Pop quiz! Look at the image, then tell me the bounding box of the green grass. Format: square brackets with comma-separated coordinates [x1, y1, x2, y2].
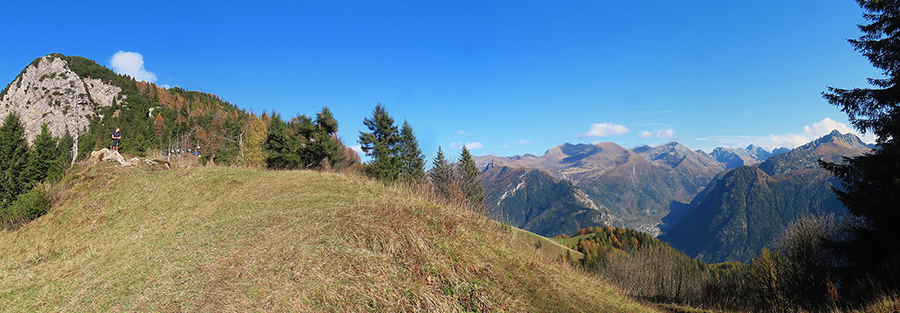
[0, 164, 654, 312]
[510, 227, 584, 261]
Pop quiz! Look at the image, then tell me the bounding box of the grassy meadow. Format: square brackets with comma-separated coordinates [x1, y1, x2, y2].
[0, 162, 653, 312]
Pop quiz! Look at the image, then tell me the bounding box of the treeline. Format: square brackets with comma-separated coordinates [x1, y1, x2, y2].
[0, 114, 72, 229]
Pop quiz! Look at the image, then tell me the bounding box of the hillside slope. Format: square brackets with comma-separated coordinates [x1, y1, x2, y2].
[0, 164, 652, 312]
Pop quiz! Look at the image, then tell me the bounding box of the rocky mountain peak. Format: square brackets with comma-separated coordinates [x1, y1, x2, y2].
[798, 129, 873, 151]
[0, 54, 124, 143]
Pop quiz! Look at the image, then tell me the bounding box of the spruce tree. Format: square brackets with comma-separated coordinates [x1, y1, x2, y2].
[309, 107, 343, 168]
[22, 124, 58, 187]
[457, 146, 485, 212]
[430, 146, 455, 201]
[821, 0, 900, 296]
[264, 113, 301, 169]
[397, 120, 425, 182]
[358, 103, 400, 182]
[0, 113, 30, 208]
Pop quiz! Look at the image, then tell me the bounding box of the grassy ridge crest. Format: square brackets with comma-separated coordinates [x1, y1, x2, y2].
[0, 164, 651, 312]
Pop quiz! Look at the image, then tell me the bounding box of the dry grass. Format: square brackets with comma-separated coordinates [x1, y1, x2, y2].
[0, 164, 654, 312]
[857, 294, 900, 313]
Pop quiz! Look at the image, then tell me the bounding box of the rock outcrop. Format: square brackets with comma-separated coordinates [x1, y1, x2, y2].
[0, 54, 124, 143]
[88, 148, 167, 169]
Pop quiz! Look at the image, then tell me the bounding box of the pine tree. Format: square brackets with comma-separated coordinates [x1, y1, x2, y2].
[430, 146, 455, 201]
[264, 113, 301, 169]
[0, 113, 30, 208]
[457, 146, 485, 212]
[821, 0, 900, 292]
[397, 120, 425, 182]
[358, 103, 400, 182]
[309, 106, 343, 168]
[22, 124, 58, 187]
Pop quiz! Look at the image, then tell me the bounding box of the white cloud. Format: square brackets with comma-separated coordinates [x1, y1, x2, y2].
[577, 123, 630, 137]
[656, 128, 676, 139]
[765, 133, 811, 149]
[349, 145, 364, 155]
[110, 51, 157, 82]
[804, 117, 876, 143]
[449, 141, 483, 150]
[696, 117, 877, 151]
[639, 131, 652, 138]
[456, 130, 466, 136]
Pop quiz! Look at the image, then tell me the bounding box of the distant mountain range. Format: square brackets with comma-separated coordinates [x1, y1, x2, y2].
[476, 141, 727, 237]
[660, 130, 872, 263]
[709, 144, 790, 169]
[476, 131, 870, 264]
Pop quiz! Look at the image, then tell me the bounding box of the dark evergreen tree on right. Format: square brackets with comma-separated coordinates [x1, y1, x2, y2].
[821, 0, 900, 299]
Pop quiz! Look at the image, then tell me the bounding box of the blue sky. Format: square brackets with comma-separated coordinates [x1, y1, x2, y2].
[0, 1, 880, 161]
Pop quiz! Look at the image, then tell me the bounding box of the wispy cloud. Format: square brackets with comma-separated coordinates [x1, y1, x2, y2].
[501, 139, 532, 149]
[110, 51, 157, 82]
[577, 123, 630, 137]
[639, 131, 652, 138]
[633, 110, 673, 114]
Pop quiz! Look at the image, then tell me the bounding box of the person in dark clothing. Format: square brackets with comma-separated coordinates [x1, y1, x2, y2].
[112, 127, 121, 152]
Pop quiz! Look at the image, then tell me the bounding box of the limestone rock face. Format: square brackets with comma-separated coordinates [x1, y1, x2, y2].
[0, 55, 124, 143]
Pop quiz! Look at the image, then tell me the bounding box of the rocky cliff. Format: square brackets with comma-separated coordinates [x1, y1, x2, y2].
[0, 54, 124, 143]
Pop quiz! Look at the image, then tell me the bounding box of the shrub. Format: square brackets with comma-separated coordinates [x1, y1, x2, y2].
[0, 184, 51, 229]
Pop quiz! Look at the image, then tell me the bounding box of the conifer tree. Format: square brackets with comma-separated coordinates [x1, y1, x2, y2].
[0, 113, 30, 208]
[264, 113, 301, 169]
[821, 0, 900, 292]
[358, 103, 400, 182]
[22, 124, 58, 187]
[309, 107, 343, 168]
[430, 146, 455, 201]
[397, 120, 425, 182]
[457, 146, 485, 212]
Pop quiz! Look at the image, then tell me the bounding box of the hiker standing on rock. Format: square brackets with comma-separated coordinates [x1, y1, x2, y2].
[112, 127, 121, 152]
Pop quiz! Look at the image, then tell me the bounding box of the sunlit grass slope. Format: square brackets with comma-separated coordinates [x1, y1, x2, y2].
[0, 164, 653, 312]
